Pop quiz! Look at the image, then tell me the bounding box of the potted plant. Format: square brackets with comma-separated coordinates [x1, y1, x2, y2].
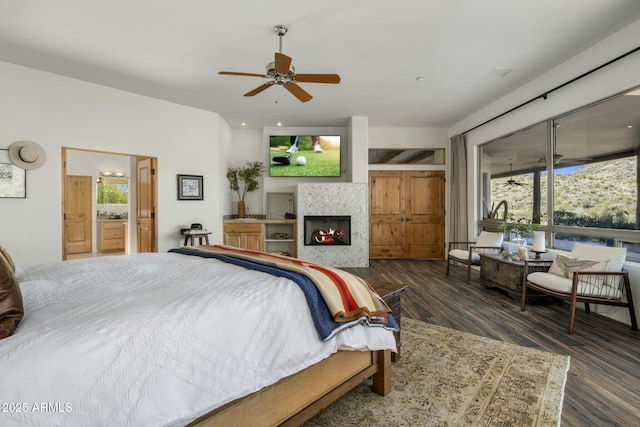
[482, 200, 508, 231]
[226, 161, 265, 218]
[498, 215, 536, 242]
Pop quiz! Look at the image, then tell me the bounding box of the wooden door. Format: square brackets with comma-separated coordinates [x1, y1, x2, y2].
[369, 172, 405, 258]
[369, 170, 445, 259]
[404, 171, 445, 258]
[64, 175, 92, 254]
[136, 158, 156, 253]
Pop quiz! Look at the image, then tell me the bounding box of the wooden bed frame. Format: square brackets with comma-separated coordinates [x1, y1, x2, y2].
[188, 349, 391, 426]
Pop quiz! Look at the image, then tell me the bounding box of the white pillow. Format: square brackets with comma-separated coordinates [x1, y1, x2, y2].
[473, 231, 503, 256]
[548, 254, 609, 279]
[475, 231, 504, 248]
[570, 243, 626, 272]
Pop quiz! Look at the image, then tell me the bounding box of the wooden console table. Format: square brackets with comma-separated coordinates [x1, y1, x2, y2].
[367, 281, 407, 362]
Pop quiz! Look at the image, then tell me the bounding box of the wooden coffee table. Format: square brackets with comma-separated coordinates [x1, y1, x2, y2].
[367, 281, 407, 362]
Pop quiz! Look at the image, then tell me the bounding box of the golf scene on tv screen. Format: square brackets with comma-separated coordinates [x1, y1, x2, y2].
[269, 135, 341, 177]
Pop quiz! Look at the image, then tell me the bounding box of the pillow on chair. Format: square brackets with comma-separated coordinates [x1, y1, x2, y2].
[570, 243, 626, 272]
[548, 254, 609, 282]
[0, 250, 23, 339]
[450, 231, 503, 262]
[474, 231, 504, 256]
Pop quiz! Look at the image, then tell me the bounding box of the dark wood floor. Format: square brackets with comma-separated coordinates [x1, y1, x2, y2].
[343, 259, 640, 427]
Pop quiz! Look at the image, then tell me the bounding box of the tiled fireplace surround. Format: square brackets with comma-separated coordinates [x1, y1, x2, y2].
[297, 183, 368, 267]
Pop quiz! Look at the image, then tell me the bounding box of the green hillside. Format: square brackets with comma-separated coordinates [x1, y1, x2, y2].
[490, 157, 636, 226]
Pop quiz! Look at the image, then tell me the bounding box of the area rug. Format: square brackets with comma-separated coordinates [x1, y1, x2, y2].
[304, 318, 570, 427]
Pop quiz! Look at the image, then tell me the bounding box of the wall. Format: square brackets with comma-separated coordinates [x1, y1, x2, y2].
[0, 61, 230, 267]
[369, 127, 449, 154]
[450, 19, 640, 327]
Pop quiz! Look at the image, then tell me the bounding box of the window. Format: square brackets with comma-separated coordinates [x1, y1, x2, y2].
[478, 86, 640, 257]
[97, 178, 128, 204]
[480, 121, 548, 234]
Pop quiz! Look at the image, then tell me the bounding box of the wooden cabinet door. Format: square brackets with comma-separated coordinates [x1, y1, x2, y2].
[369, 170, 445, 259]
[64, 175, 92, 254]
[244, 233, 263, 251]
[224, 233, 243, 248]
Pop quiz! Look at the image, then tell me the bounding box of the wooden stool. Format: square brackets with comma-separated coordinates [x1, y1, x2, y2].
[367, 280, 407, 362]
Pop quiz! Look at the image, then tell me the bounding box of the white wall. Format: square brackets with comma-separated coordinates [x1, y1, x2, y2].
[0, 61, 230, 267]
[369, 127, 449, 152]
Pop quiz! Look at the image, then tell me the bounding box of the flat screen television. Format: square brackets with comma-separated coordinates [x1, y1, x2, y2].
[269, 135, 341, 177]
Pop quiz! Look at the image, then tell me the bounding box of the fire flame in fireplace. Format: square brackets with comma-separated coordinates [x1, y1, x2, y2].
[312, 228, 345, 244]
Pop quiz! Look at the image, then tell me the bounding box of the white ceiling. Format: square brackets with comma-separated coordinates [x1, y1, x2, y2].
[1, 0, 639, 129]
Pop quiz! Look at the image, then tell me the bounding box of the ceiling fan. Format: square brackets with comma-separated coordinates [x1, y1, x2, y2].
[504, 164, 525, 186]
[218, 25, 341, 103]
[527, 148, 593, 166]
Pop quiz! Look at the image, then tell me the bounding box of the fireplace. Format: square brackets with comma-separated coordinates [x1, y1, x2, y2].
[304, 215, 351, 246]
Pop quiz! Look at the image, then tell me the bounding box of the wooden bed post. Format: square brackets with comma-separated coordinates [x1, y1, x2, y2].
[372, 349, 391, 396]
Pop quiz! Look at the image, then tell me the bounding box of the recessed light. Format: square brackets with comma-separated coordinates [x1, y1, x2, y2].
[241, 122, 246, 126]
[416, 77, 424, 81]
[628, 125, 633, 129]
[277, 122, 282, 126]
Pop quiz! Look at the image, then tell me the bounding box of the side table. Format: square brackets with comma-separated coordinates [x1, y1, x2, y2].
[181, 228, 212, 246]
[367, 280, 407, 362]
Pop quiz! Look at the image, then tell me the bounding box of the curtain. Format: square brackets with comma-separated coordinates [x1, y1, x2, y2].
[449, 134, 468, 242]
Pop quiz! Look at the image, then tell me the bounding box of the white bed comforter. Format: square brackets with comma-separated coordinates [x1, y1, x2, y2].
[0, 253, 396, 427]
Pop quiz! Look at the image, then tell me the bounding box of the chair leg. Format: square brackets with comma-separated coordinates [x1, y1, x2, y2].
[623, 276, 638, 330]
[584, 303, 590, 313]
[466, 261, 471, 285]
[520, 283, 527, 312]
[568, 299, 577, 334]
[446, 257, 451, 276]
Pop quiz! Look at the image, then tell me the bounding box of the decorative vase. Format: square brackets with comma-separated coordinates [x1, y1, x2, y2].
[237, 200, 246, 218]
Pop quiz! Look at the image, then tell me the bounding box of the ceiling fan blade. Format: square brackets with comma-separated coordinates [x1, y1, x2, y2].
[275, 52, 292, 74]
[285, 83, 313, 102]
[295, 74, 341, 84]
[244, 82, 274, 97]
[219, 71, 266, 78]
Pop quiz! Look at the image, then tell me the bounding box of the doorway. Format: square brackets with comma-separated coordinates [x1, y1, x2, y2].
[61, 148, 158, 260]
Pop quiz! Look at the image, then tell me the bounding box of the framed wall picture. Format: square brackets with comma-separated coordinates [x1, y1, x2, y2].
[177, 174, 203, 200]
[0, 163, 26, 198]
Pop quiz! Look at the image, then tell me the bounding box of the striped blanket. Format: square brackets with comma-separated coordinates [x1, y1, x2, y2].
[172, 244, 392, 325]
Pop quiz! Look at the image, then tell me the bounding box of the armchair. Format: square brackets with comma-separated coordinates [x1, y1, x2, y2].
[521, 243, 637, 334]
[446, 231, 504, 285]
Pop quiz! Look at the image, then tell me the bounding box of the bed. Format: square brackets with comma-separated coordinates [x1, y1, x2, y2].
[0, 245, 397, 427]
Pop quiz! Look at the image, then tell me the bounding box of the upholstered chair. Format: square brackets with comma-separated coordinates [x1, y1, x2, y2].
[521, 243, 637, 334]
[446, 231, 504, 285]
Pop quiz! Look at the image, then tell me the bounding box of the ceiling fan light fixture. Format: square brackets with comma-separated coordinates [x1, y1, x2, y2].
[218, 24, 341, 103]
